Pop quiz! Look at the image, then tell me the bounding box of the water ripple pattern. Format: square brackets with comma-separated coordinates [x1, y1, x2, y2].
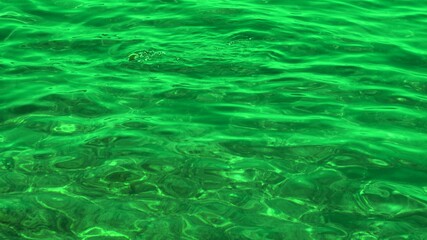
[1, 0, 427, 239]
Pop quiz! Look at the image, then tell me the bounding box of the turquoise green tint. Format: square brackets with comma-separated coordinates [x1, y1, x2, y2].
[1, 0, 427, 239]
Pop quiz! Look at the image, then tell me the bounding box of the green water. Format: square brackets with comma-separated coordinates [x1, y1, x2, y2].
[1, 0, 427, 239]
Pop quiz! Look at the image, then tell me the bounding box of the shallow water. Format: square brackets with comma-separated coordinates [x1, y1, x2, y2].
[1, 0, 427, 239]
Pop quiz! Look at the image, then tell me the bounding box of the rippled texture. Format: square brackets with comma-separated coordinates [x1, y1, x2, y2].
[1, 0, 427, 239]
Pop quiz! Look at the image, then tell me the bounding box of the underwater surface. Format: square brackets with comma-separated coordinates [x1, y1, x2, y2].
[1, 0, 427, 239]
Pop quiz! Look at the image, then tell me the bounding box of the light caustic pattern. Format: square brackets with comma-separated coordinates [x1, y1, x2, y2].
[1, 0, 427, 239]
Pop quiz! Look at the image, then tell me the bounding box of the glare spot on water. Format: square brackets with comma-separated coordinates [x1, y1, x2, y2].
[108, 161, 118, 166]
[368, 158, 389, 167]
[53, 123, 77, 133]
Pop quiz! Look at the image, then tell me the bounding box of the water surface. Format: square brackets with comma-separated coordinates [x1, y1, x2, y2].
[1, 0, 427, 239]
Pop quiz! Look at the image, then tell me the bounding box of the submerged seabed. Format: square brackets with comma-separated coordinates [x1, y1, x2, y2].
[1, 0, 427, 239]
